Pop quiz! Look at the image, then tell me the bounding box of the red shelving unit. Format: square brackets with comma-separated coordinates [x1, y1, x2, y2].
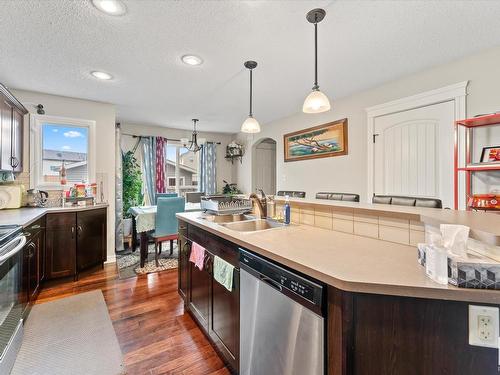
[454, 113, 500, 210]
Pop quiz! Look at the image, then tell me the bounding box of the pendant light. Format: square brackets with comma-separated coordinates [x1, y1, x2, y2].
[182, 119, 205, 153]
[303, 8, 331, 114]
[241, 61, 261, 133]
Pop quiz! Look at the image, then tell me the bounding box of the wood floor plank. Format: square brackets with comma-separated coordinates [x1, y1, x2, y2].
[37, 264, 229, 374]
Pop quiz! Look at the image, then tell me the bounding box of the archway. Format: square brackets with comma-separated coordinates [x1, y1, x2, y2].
[251, 138, 277, 195]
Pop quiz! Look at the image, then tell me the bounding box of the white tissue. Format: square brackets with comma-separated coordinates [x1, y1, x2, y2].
[440, 224, 470, 258]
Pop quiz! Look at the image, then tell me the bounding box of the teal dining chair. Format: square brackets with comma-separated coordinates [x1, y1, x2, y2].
[156, 192, 178, 204]
[151, 197, 185, 266]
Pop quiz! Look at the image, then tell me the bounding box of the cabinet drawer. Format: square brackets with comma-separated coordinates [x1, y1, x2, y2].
[46, 212, 76, 228]
[24, 217, 45, 237]
[187, 225, 239, 268]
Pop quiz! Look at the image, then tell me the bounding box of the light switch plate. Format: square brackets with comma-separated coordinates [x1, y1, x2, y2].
[469, 305, 499, 348]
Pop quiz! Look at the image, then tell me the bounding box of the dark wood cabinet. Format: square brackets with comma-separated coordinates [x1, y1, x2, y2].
[23, 218, 45, 304]
[177, 234, 190, 302]
[45, 209, 107, 280]
[210, 267, 239, 371]
[0, 83, 27, 172]
[189, 254, 211, 329]
[76, 208, 107, 271]
[11, 107, 23, 172]
[179, 221, 240, 373]
[45, 213, 76, 279]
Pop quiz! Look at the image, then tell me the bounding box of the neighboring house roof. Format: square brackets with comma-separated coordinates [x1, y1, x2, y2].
[43, 149, 86, 162]
[165, 159, 197, 174]
[65, 161, 87, 169]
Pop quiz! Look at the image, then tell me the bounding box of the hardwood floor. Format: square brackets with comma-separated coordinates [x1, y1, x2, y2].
[37, 264, 230, 375]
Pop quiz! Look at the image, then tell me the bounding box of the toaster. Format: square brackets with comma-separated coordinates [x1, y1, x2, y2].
[0, 185, 23, 209]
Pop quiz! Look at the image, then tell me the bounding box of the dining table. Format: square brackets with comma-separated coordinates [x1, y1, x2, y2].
[128, 202, 202, 267]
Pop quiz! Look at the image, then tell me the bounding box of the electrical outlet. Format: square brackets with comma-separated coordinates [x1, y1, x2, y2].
[469, 305, 499, 348]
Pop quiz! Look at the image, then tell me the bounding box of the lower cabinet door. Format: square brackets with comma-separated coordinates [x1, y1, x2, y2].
[178, 237, 190, 301]
[210, 268, 240, 371]
[76, 208, 107, 271]
[28, 231, 42, 302]
[189, 256, 211, 330]
[45, 213, 76, 279]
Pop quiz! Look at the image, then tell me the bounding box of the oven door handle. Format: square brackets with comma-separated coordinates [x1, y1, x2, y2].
[0, 235, 27, 265]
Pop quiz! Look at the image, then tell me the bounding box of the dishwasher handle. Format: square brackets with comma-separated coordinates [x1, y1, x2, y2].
[260, 274, 283, 292]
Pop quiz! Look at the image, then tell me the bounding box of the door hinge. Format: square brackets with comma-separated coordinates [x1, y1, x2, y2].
[373, 133, 380, 143]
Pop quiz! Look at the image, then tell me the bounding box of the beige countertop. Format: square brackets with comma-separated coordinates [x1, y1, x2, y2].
[0, 204, 109, 227]
[177, 211, 500, 304]
[274, 196, 500, 238]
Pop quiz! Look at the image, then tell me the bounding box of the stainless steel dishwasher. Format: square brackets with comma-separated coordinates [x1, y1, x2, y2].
[239, 249, 325, 375]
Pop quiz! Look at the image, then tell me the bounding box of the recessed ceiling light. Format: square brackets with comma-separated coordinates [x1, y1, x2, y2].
[92, 0, 127, 16]
[91, 71, 113, 80]
[181, 55, 203, 66]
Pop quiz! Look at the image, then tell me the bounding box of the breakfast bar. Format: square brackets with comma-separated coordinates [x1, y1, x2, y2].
[177, 199, 500, 374]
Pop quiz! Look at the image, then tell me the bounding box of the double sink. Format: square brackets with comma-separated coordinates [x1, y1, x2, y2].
[201, 214, 286, 232]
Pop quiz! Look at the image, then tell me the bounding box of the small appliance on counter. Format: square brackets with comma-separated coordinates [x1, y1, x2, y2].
[26, 189, 49, 208]
[0, 185, 23, 209]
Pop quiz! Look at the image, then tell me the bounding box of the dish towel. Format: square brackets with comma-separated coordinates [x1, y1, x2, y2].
[189, 242, 206, 270]
[213, 255, 234, 292]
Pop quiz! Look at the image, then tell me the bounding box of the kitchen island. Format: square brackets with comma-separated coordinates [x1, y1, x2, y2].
[177, 206, 500, 375]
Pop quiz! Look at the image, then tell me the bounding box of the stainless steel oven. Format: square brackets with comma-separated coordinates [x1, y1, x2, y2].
[0, 225, 26, 374]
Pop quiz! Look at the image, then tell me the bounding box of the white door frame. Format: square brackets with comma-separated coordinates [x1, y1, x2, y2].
[365, 81, 468, 204]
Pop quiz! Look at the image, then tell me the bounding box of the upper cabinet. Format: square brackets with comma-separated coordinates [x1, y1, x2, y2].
[0, 83, 27, 172]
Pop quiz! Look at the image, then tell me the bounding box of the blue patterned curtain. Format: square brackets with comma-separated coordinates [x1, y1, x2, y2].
[141, 137, 157, 205]
[200, 143, 217, 195]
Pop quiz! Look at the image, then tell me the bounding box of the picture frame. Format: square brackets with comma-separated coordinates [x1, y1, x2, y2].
[283, 118, 348, 162]
[480, 146, 500, 163]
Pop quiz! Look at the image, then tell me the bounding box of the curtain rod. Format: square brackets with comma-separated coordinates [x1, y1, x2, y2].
[121, 133, 221, 145]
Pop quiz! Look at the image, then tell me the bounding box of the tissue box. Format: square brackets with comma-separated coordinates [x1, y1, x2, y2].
[448, 256, 500, 289]
[417, 245, 500, 289]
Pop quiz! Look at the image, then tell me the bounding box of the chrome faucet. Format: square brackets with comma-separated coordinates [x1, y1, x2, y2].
[249, 191, 267, 219]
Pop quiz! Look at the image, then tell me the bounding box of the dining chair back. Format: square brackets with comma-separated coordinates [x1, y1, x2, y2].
[155, 197, 185, 237]
[156, 193, 178, 204]
[151, 197, 185, 266]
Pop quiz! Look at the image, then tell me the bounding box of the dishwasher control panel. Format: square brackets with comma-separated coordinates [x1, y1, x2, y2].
[240, 249, 323, 308]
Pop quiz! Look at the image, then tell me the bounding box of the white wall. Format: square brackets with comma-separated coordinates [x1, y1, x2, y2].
[12, 89, 117, 259]
[120, 123, 237, 192]
[236, 46, 500, 202]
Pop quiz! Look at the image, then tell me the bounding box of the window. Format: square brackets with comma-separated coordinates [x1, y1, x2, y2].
[30, 115, 95, 189]
[165, 143, 199, 196]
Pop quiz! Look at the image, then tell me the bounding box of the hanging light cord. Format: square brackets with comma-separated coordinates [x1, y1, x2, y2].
[249, 68, 253, 117]
[313, 14, 319, 90]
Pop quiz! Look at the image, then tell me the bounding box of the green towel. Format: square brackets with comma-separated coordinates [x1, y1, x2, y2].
[213, 255, 234, 292]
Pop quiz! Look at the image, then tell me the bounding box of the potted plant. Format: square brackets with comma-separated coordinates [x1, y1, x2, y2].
[122, 151, 143, 236]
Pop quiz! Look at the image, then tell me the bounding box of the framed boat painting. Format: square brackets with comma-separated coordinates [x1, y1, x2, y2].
[283, 118, 348, 162]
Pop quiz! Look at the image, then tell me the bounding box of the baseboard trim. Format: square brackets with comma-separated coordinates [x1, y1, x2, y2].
[105, 255, 116, 264]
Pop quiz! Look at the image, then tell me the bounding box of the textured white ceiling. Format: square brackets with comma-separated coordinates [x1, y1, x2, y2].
[1, 1, 500, 133]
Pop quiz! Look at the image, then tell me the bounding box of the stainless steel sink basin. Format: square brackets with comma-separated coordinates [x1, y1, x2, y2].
[201, 214, 255, 224]
[221, 219, 285, 232]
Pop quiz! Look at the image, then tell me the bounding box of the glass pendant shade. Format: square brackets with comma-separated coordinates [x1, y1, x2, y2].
[303, 89, 331, 113]
[241, 116, 261, 133]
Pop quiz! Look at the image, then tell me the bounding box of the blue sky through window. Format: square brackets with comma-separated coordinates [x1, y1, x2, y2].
[42, 124, 88, 154]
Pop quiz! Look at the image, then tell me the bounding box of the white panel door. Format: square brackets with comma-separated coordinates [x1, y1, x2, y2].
[373, 101, 455, 208]
[254, 142, 276, 195]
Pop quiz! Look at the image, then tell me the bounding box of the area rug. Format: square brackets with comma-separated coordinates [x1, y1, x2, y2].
[11, 290, 125, 375]
[116, 242, 178, 279]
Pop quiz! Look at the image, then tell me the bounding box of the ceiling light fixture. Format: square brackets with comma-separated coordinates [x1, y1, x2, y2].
[181, 55, 203, 66]
[303, 8, 331, 114]
[91, 71, 113, 80]
[241, 61, 260, 133]
[182, 119, 205, 153]
[92, 0, 127, 16]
